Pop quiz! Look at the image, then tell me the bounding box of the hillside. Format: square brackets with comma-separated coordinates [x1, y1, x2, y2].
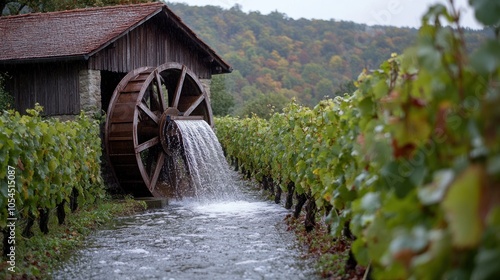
[167, 3, 488, 117]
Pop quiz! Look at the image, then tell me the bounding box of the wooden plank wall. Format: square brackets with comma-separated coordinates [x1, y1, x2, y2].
[88, 15, 212, 79]
[2, 62, 82, 115]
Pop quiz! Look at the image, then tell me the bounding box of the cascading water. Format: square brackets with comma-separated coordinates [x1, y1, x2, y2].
[170, 120, 239, 201]
[54, 120, 318, 279]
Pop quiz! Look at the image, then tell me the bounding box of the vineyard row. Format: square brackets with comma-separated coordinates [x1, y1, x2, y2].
[0, 105, 105, 255]
[214, 5, 500, 279]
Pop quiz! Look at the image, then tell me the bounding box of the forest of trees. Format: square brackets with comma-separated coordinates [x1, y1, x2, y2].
[1, 0, 490, 117]
[165, 2, 490, 117]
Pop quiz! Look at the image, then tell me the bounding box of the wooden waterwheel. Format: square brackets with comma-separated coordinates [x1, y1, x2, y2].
[105, 62, 213, 197]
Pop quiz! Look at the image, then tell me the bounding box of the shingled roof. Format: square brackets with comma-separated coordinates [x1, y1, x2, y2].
[0, 2, 231, 72]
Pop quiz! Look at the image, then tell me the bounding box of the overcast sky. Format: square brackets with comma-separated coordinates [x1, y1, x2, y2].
[165, 0, 482, 29]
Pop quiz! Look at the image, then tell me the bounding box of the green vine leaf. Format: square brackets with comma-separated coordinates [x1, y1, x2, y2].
[469, 0, 500, 26]
[442, 165, 484, 248]
[471, 41, 500, 75]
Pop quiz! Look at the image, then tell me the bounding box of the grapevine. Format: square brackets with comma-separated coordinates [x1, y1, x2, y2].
[215, 1, 500, 278]
[0, 105, 105, 235]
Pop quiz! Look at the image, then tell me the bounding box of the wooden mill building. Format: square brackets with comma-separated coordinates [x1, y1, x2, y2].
[0, 2, 231, 116]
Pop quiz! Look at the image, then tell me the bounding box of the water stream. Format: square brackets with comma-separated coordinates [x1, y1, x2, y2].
[54, 186, 317, 279]
[53, 120, 318, 279]
[174, 120, 239, 201]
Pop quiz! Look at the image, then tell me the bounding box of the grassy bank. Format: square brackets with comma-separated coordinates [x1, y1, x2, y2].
[285, 213, 366, 279]
[0, 196, 146, 279]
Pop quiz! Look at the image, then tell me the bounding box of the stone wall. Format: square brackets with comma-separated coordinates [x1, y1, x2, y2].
[79, 69, 102, 114]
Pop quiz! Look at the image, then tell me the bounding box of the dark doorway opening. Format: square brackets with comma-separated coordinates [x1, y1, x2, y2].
[101, 71, 126, 113]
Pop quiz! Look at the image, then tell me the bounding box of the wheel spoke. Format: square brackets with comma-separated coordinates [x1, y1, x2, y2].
[172, 65, 187, 109]
[184, 95, 205, 116]
[155, 70, 167, 111]
[138, 103, 159, 124]
[149, 152, 165, 192]
[135, 136, 159, 153]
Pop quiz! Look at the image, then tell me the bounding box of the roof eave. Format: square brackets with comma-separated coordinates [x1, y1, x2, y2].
[0, 54, 87, 65]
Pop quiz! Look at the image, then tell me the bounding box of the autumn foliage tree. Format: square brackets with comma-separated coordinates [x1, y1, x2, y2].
[167, 2, 490, 115]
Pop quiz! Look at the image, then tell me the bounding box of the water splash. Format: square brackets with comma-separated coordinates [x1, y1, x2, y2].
[174, 120, 239, 201]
